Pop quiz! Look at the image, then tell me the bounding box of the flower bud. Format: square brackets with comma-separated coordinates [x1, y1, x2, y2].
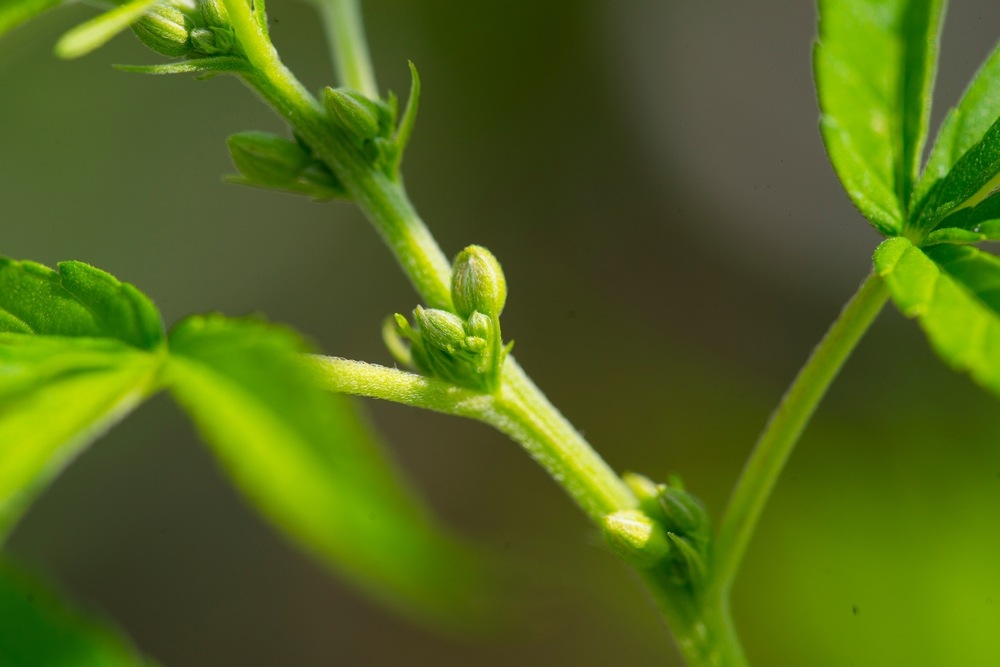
[190, 26, 234, 55]
[657, 479, 710, 546]
[413, 307, 466, 354]
[132, 3, 192, 58]
[602, 510, 671, 570]
[199, 0, 229, 28]
[451, 245, 506, 319]
[228, 132, 310, 186]
[323, 87, 386, 142]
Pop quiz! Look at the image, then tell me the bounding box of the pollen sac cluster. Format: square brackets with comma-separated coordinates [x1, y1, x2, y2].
[226, 132, 347, 201]
[386, 245, 511, 393]
[607, 473, 713, 594]
[322, 87, 400, 173]
[132, 0, 237, 59]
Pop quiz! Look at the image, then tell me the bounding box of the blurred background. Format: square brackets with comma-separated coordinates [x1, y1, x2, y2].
[3, 0, 1000, 664]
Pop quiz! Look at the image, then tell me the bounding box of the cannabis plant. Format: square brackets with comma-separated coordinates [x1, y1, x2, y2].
[3, 0, 1000, 665]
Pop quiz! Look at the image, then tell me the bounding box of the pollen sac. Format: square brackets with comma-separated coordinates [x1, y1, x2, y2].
[602, 509, 672, 570]
[451, 245, 507, 319]
[132, 3, 192, 57]
[390, 304, 508, 392]
[657, 476, 710, 549]
[190, 26, 234, 55]
[198, 0, 229, 28]
[227, 132, 347, 201]
[323, 87, 394, 144]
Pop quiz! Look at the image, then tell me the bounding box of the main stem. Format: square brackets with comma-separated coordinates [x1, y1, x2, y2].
[711, 270, 889, 599]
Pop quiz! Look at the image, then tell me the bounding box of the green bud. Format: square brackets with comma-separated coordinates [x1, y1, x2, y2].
[228, 132, 309, 186]
[190, 26, 234, 55]
[657, 480, 710, 545]
[132, 3, 192, 58]
[199, 0, 229, 28]
[451, 245, 507, 319]
[666, 533, 708, 590]
[413, 307, 466, 354]
[602, 510, 671, 570]
[323, 87, 387, 142]
[466, 311, 491, 339]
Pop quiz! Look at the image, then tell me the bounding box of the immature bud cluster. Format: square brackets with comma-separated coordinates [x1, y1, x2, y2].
[131, 0, 237, 58]
[615, 472, 713, 594]
[385, 245, 510, 393]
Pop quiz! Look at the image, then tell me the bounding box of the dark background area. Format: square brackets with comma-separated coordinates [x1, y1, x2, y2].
[3, 1, 1000, 664]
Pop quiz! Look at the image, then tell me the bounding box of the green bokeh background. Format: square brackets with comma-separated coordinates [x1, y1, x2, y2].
[3, 1, 1000, 665]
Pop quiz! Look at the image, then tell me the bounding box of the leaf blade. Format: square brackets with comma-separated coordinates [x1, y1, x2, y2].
[166, 315, 485, 625]
[0, 336, 161, 541]
[0, 559, 152, 667]
[874, 237, 1000, 396]
[0, 0, 65, 40]
[912, 41, 1000, 231]
[54, 0, 159, 60]
[0, 258, 164, 350]
[814, 0, 945, 234]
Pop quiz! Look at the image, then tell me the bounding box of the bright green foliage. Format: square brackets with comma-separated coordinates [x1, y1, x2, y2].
[0, 259, 164, 350]
[0, 0, 63, 40]
[911, 44, 1000, 232]
[54, 0, 159, 59]
[165, 315, 483, 624]
[0, 559, 152, 666]
[875, 237, 1000, 397]
[0, 337, 159, 540]
[0, 259, 164, 540]
[815, 0, 945, 236]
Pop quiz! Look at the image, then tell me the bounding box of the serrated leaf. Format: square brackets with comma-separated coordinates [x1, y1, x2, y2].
[815, 0, 945, 235]
[165, 315, 484, 625]
[0, 559, 153, 666]
[911, 41, 1000, 231]
[922, 191, 1000, 243]
[55, 0, 159, 59]
[0, 0, 65, 40]
[875, 237, 1000, 397]
[0, 258, 164, 350]
[0, 336, 161, 540]
[910, 118, 1000, 232]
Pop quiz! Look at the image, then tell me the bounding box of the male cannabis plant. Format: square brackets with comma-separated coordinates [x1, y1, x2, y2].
[3, 0, 1000, 665]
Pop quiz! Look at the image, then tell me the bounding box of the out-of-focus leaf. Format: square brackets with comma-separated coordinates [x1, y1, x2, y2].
[54, 0, 159, 59]
[874, 237, 1000, 397]
[0, 0, 65, 40]
[0, 559, 153, 666]
[814, 0, 945, 236]
[0, 258, 164, 350]
[912, 42, 1000, 232]
[165, 315, 484, 625]
[0, 335, 161, 540]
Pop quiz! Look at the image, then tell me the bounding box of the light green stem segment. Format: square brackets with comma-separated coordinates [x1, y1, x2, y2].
[222, 0, 453, 310]
[312, 0, 379, 97]
[308, 355, 637, 522]
[711, 270, 889, 598]
[642, 577, 748, 667]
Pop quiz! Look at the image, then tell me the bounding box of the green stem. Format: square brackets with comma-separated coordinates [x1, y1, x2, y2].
[224, 0, 453, 309]
[711, 269, 889, 598]
[312, 0, 379, 97]
[310, 355, 637, 523]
